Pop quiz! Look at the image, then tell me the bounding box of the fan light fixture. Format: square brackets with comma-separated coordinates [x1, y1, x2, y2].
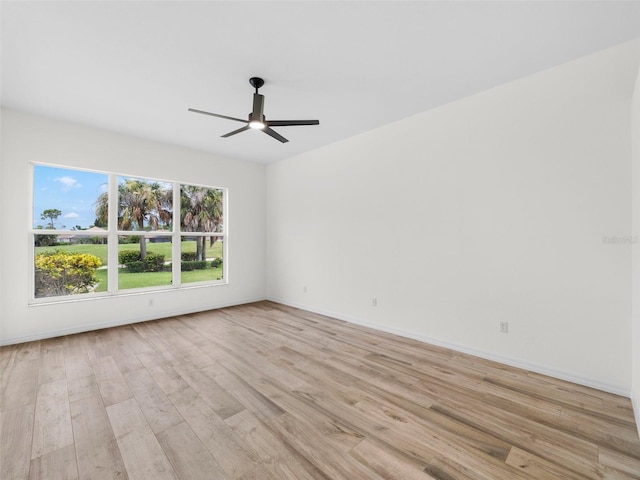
[189, 77, 320, 143]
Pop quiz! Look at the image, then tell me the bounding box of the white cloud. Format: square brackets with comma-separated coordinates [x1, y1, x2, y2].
[55, 176, 81, 191]
[64, 212, 79, 219]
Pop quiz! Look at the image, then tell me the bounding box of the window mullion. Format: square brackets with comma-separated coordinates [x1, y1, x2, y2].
[172, 182, 181, 287]
[107, 173, 119, 293]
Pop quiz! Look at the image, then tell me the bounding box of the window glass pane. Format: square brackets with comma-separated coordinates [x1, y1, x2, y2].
[180, 185, 223, 233]
[118, 235, 172, 290]
[33, 165, 109, 229]
[181, 236, 223, 284]
[34, 234, 107, 298]
[116, 177, 173, 232]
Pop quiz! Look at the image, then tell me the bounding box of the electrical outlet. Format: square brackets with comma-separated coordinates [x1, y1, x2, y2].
[303, 285, 307, 293]
[500, 321, 509, 334]
[372, 298, 377, 307]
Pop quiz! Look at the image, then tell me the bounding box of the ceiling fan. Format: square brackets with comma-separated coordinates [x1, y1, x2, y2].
[189, 77, 319, 143]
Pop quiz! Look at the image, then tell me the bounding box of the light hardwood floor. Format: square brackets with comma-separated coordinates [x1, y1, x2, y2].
[1, 301, 639, 479]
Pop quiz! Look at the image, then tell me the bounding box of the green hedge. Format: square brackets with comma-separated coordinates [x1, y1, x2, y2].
[144, 253, 165, 272]
[181, 260, 208, 271]
[119, 250, 141, 264]
[124, 261, 145, 273]
[120, 250, 165, 272]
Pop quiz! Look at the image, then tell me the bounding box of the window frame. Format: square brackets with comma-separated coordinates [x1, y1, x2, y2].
[29, 162, 228, 304]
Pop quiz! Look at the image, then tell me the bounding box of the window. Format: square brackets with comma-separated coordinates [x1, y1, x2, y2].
[31, 164, 226, 302]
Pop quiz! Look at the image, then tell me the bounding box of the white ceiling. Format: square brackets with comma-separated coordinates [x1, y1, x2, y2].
[3, 1, 640, 164]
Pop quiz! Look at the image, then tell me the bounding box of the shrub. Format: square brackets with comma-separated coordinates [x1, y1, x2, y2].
[124, 261, 145, 273]
[144, 253, 165, 272]
[181, 260, 207, 271]
[120, 252, 165, 272]
[119, 250, 141, 265]
[35, 251, 102, 297]
[211, 258, 222, 268]
[181, 252, 198, 261]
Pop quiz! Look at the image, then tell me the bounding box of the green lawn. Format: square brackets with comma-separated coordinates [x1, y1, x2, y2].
[94, 265, 223, 292]
[35, 240, 223, 265]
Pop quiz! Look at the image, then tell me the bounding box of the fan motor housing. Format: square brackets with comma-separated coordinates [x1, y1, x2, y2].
[249, 77, 265, 90]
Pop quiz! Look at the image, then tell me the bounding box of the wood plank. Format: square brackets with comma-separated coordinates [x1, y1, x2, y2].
[349, 438, 436, 480]
[38, 344, 66, 385]
[1, 404, 35, 480]
[16, 341, 42, 362]
[110, 347, 144, 376]
[225, 409, 291, 463]
[0, 347, 18, 397]
[172, 361, 245, 419]
[209, 367, 285, 423]
[144, 361, 190, 397]
[63, 343, 93, 381]
[156, 421, 230, 480]
[67, 375, 100, 404]
[423, 457, 482, 480]
[1, 358, 39, 411]
[94, 356, 132, 407]
[428, 400, 607, 479]
[143, 335, 189, 365]
[70, 394, 127, 480]
[168, 387, 259, 479]
[599, 447, 640, 478]
[30, 445, 79, 480]
[106, 398, 178, 480]
[31, 378, 74, 458]
[123, 368, 183, 434]
[266, 412, 387, 480]
[505, 446, 588, 480]
[483, 374, 639, 432]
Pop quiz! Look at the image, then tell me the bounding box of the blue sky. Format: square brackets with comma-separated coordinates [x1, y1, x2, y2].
[33, 165, 108, 229]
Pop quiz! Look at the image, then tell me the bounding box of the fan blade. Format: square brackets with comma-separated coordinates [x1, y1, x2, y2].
[221, 125, 251, 138]
[263, 127, 289, 143]
[267, 120, 320, 126]
[188, 108, 246, 123]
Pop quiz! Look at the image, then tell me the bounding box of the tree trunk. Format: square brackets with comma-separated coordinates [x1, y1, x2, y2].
[196, 237, 203, 261]
[199, 237, 207, 261]
[139, 236, 147, 259]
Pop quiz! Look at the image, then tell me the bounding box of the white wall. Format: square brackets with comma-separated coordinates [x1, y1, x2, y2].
[267, 40, 640, 394]
[632, 63, 640, 432]
[0, 109, 266, 344]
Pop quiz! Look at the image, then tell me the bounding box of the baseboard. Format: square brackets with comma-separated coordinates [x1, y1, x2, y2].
[267, 296, 631, 398]
[0, 296, 267, 346]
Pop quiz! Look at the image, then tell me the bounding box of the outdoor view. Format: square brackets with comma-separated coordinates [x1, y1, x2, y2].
[32, 165, 224, 299]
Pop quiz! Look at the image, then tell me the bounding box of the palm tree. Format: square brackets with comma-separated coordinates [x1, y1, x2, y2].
[94, 179, 172, 259]
[181, 186, 223, 261]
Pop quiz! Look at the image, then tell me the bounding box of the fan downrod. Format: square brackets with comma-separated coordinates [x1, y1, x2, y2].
[249, 77, 264, 92]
